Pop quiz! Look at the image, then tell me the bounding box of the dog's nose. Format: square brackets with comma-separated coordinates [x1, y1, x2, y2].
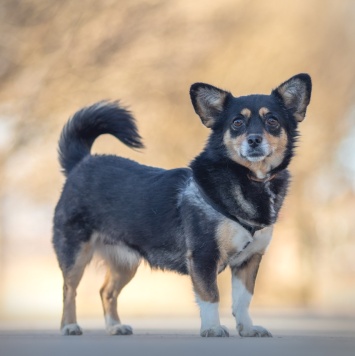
[247, 134, 263, 148]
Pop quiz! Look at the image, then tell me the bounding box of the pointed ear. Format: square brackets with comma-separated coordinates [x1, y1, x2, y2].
[190, 83, 231, 128]
[272, 73, 312, 122]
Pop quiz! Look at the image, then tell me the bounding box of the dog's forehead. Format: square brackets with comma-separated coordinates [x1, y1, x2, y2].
[229, 94, 281, 114]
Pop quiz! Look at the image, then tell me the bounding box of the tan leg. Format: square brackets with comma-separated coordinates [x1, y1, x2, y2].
[231, 253, 272, 337]
[61, 242, 94, 335]
[100, 264, 138, 335]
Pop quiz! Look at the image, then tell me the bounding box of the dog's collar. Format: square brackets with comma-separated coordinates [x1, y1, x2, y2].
[194, 181, 264, 236]
[247, 172, 278, 183]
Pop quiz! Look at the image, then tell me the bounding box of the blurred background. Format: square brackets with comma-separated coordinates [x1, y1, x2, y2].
[0, 0, 354, 327]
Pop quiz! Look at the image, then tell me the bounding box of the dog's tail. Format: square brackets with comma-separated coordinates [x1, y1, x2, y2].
[58, 101, 144, 176]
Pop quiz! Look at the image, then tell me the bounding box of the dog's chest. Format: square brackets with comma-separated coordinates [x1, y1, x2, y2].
[234, 180, 279, 225]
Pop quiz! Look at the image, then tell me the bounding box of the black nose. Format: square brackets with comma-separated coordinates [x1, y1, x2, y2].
[247, 134, 263, 148]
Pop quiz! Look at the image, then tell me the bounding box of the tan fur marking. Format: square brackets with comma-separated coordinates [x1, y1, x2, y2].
[223, 130, 247, 166]
[223, 128, 288, 178]
[216, 218, 254, 273]
[192, 275, 219, 303]
[258, 107, 270, 117]
[61, 242, 94, 328]
[264, 128, 288, 169]
[100, 264, 138, 324]
[187, 255, 219, 303]
[234, 254, 262, 294]
[241, 108, 251, 118]
[217, 218, 239, 265]
[223, 130, 270, 177]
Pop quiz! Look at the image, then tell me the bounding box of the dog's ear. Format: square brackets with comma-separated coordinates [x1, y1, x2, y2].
[272, 73, 312, 122]
[190, 83, 231, 128]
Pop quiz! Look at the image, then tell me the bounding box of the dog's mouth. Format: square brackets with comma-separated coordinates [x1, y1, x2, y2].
[228, 137, 274, 164]
[243, 152, 266, 162]
[241, 148, 272, 162]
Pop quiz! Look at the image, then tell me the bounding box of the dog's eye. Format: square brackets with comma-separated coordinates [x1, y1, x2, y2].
[266, 117, 279, 127]
[232, 118, 244, 129]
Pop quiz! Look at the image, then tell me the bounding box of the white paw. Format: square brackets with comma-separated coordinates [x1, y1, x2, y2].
[201, 325, 229, 337]
[107, 324, 133, 336]
[238, 324, 272, 337]
[61, 323, 83, 336]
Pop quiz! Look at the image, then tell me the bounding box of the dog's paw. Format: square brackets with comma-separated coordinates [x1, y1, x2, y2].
[107, 324, 133, 336]
[237, 324, 272, 337]
[200, 325, 229, 337]
[61, 323, 83, 336]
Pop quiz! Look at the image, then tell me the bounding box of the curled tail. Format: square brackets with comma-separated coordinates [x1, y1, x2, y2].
[58, 101, 144, 176]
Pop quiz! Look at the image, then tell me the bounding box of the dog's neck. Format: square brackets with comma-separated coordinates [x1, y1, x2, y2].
[247, 172, 278, 183]
[190, 153, 290, 227]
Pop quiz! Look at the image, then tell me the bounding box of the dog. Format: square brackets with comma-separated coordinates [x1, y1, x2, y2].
[53, 73, 311, 337]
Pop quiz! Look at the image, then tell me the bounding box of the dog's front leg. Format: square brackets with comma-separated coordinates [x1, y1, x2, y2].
[231, 253, 272, 337]
[188, 255, 229, 337]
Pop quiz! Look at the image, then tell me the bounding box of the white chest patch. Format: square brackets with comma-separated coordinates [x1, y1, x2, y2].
[264, 181, 276, 220]
[180, 179, 219, 217]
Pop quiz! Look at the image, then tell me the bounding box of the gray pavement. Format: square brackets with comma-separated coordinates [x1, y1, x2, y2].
[1, 314, 355, 356]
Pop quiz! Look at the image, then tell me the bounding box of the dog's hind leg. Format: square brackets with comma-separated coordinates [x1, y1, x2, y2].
[99, 247, 140, 335]
[231, 253, 272, 337]
[60, 242, 94, 335]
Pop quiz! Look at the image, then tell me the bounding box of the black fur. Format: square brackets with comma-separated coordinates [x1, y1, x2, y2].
[53, 74, 311, 336]
[53, 76, 312, 272]
[58, 101, 144, 176]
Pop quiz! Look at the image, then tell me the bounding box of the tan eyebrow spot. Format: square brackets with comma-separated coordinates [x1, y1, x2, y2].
[259, 107, 270, 117]
[241, 108, 251, 118]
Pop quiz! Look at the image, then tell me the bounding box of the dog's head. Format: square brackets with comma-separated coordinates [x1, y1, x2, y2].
[190, 74, 312, 178]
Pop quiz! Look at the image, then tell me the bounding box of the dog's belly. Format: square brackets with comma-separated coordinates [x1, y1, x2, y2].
[217, 219, 273, 270]
[93, 235, 142, 270]
[91, 231, 189, 274]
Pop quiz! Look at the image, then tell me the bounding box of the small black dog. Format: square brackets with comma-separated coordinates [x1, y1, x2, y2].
[53, 74, 311, 337]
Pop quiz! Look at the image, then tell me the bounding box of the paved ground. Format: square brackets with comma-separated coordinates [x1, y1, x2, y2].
[1, 313, 355, 356]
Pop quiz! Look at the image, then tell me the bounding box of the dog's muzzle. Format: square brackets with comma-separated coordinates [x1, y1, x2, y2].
[240, 135, 272, 162]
